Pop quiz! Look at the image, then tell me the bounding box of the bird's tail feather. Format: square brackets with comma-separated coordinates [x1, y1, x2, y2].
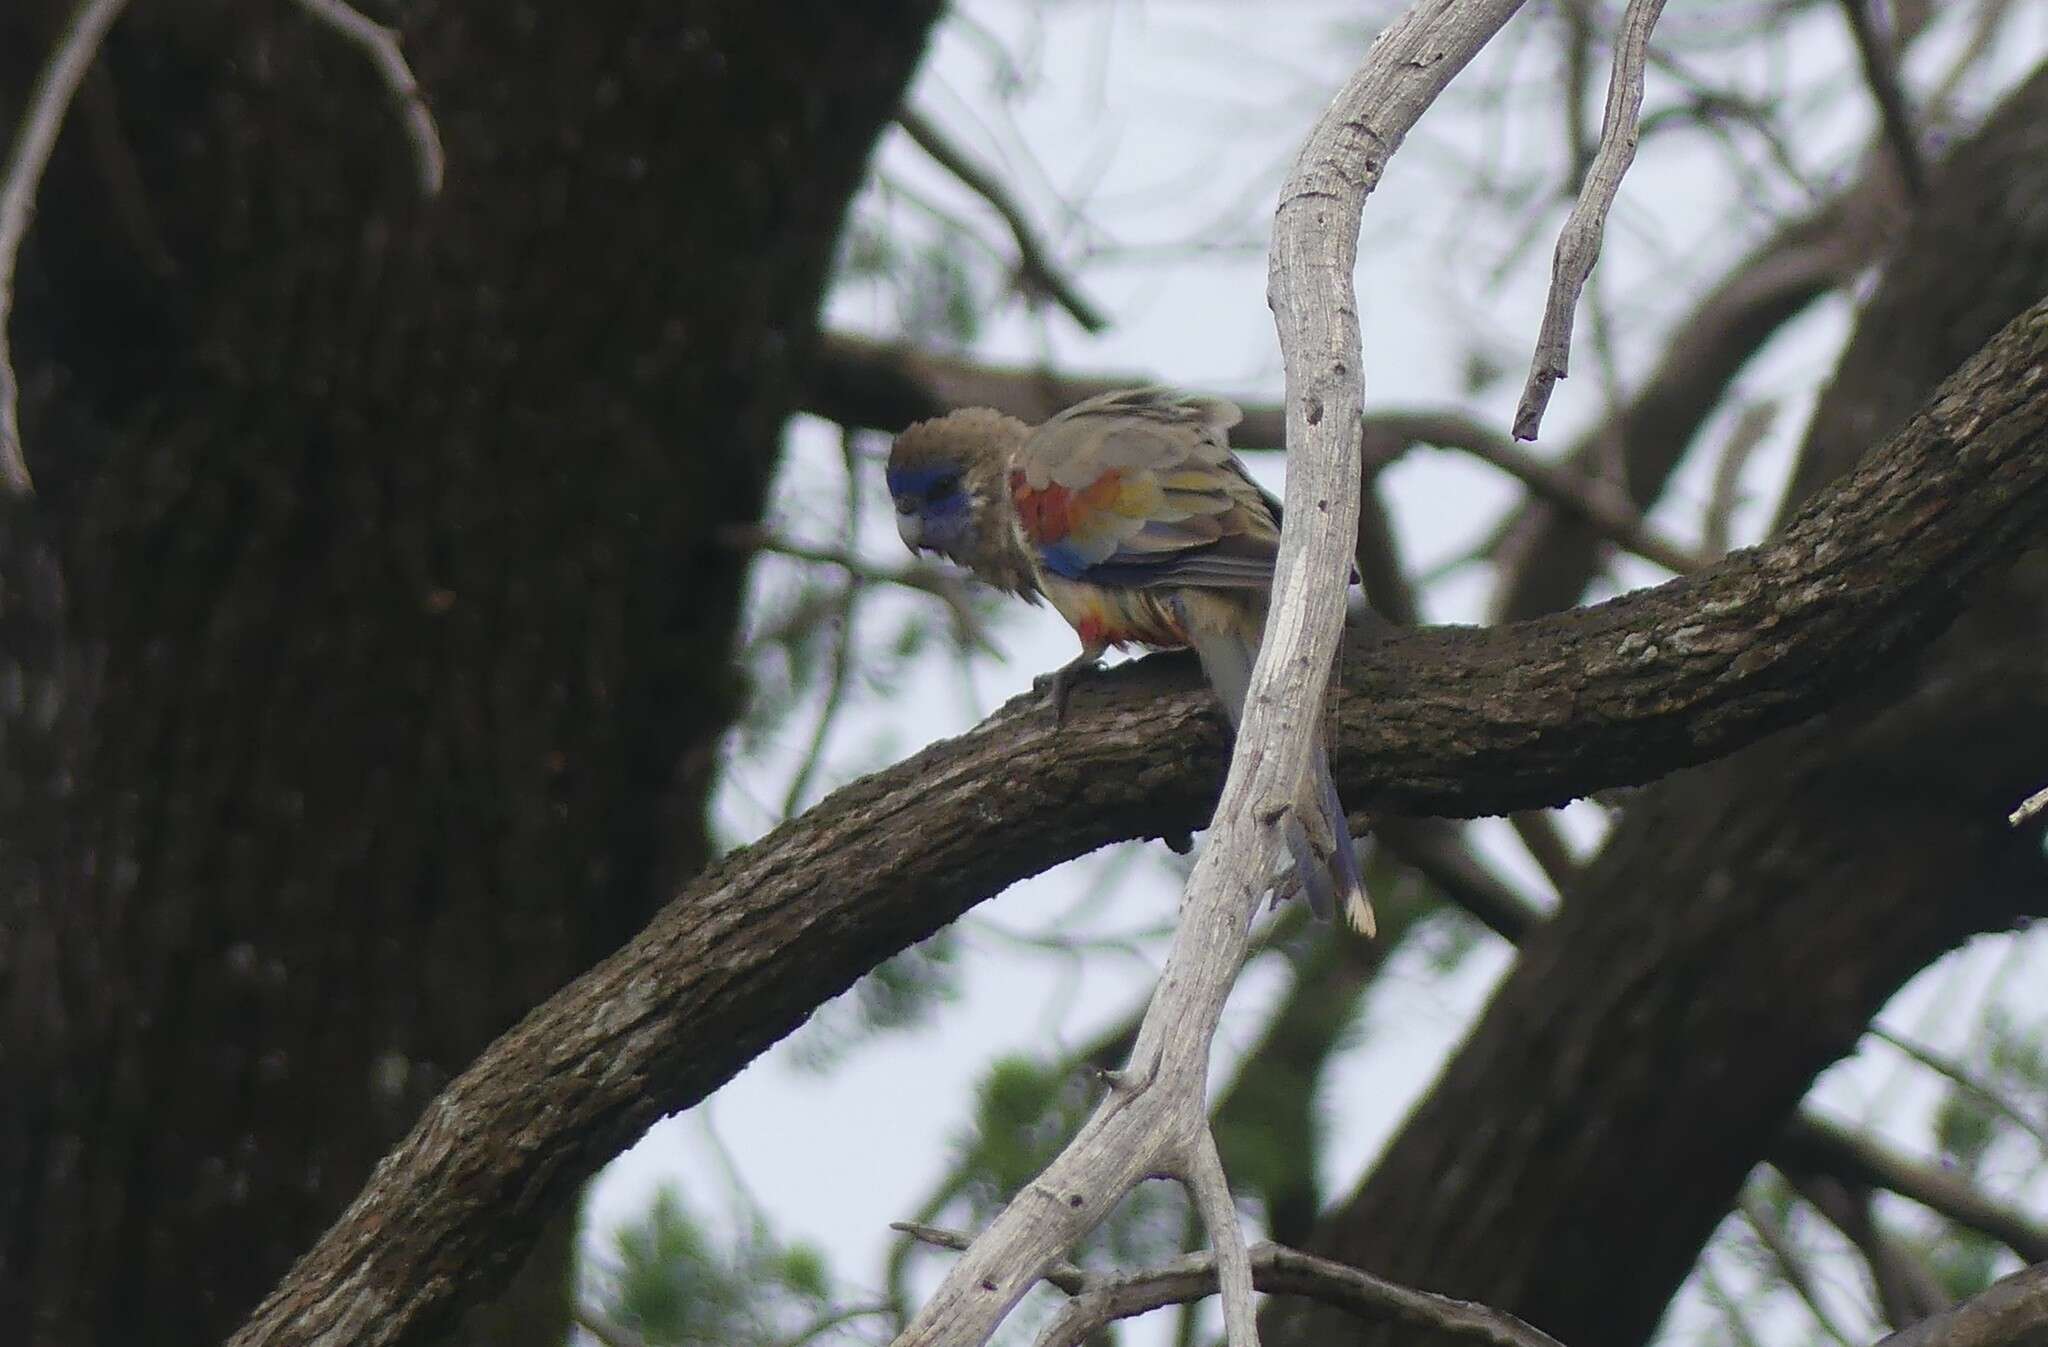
[1311, 736, 1374, 935]
[1190, 625, 1373, 932]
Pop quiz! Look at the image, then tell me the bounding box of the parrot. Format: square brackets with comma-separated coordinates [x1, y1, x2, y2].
[887, 388, 1374, 934]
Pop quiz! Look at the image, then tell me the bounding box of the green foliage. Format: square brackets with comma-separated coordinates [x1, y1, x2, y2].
[1920, 1224, 2005, 1305]
[586, 1185, 857, 1347]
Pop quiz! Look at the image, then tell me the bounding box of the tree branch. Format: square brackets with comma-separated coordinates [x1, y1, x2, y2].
[1782, 1171, 1948, 1329]
[2009, 782, 2048, 827]
[896, 107, 1106, 333]
[0, 0, 135, 499]
[1778, 1115, 2048, 1264]
[289, 0, 445, 198]
[898, 1223, 1567, 1347]
[1864, 1023, 2048, 1149]
[1873, 1261, 2048, 1347]
[1513, 0, 1667, 442]
[1838, 0, 1928, 200]
[230, 294, 2048, 1347]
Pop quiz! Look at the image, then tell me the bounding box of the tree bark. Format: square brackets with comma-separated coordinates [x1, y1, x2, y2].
[0, 3, 941, 1345]
[1268, 61, 2048, 1347]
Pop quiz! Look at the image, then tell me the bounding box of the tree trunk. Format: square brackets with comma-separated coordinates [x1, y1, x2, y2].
[1268, 60, 2048, 1347]
[0, 3, 942, 1344]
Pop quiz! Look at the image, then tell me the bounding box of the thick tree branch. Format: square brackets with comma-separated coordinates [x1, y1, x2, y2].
[232, 295, 2048, 1347]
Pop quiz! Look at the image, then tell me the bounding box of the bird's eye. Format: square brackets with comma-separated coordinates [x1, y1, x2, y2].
[925, 477, 957, 503]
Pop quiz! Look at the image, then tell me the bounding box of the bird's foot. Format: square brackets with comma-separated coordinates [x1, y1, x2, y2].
[1034, 651, 1101, 725]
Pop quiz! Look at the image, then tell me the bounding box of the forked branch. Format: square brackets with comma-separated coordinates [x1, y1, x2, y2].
[888, 3, 1534, 1344]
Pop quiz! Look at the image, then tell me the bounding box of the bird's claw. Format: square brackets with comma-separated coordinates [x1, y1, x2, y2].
[1035, 654, 1100, 725]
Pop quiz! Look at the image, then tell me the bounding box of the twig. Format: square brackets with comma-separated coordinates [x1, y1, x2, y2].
[1507, 810, 1580, 892]
[899, 1222, 1567, 1347]
[1781, 1171, 1948, 1329]
[1872, 1260, 2048, 1347]
[290, 0, 445, 198]
[1865, 1023, 2048, 1149]
[1513, 0, 1668, 442]
[1738, 1191, 1858, 1347]
[779, 432, 866, 817]
[1372, 409, 1709, 574]
[1370, 818, 1548, 943]
[1184, 1130, 1258, 1347]
[723, 524, 998, 655]
[2008, 784, 2048, 829]
[887, 6, 1532, 1345]
[1777, 1115, 2048, 1263]
[896, 107, 1106, 334]
[892, 1222, 1089, 1295]
[1702, 401, 1778, 557]
[1838, 0, 1927, 200]
[0, 0, 135, 499]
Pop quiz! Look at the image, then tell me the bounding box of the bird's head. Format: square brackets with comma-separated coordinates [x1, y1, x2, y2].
[886, 408, 1028, 565]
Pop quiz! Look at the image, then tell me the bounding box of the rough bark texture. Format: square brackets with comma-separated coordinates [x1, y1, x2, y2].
[223, 275, 2048, 1347]
[0, 3, 941, 1345]
[1268, 62, 2048, 1347]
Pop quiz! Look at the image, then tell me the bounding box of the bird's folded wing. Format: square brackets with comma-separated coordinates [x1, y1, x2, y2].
[1011, 387, 1279, 590]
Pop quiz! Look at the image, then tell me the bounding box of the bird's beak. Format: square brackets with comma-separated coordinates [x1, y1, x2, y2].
[894, 506, 924, 553]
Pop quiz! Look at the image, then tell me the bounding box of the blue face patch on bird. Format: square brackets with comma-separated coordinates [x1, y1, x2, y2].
[886, 464, 971, 555]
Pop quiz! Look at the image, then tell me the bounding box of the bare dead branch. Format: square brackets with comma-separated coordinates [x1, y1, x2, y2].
[903, 1220, 1566, 1347]
[0, 0, 135, 499]
[2008, 783, 2048, 828]
[227, 295, 2048, 1347]
[1838, 0, 1928, 200]
[1184, 1129, 1260, 1347]
[290, 0, 445, 198]
[1513, 0, 1668, 442]
[896, 107, 1106, 334]
[1873, 1261, 2048, 1347]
